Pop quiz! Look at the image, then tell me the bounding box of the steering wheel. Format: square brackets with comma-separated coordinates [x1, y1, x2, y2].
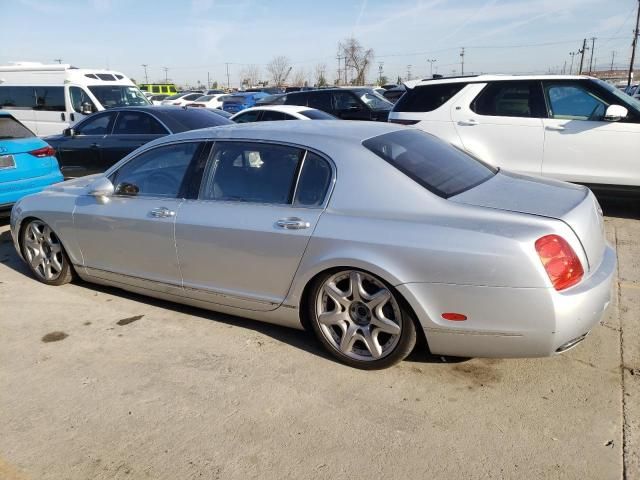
[143, 171, 179, 196]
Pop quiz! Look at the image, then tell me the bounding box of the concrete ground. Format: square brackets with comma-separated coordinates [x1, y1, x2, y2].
[0, 200, 638, 480]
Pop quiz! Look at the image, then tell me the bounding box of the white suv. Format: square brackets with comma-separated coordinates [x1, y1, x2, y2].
[389, 75, 640, 193]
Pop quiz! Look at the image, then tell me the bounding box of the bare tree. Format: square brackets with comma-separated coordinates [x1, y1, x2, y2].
[339, 37, 373, 85]
[291, 68, 307, 86]
[314, 62, 327, 87]
[240, 64, 261, 87]
[267, 56, 291, 87]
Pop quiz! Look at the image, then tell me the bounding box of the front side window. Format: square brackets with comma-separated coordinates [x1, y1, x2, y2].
[75, 112, 115, 135]
[113, 112, 167, 135]
[233, 110, 262, 123]
[34, 87, 65, 112]
[394, 83, 467, 113]
[356, 90, 393, 110]
[70, 86, 96, 113]
[111, 142, 202, 198]
[363, 129, 496, 198]
[544, 83, 607, 120]
[200, 142, 304, 204]
[472, 81, 544, 118]
[332, 91, 360, 110]
[87, 85, 150, 108]
[260, 110, 293, 121]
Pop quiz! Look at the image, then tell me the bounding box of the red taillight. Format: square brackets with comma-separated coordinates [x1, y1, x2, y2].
[535, 235, 584, 291]
[442, 313, 467, 321]
[29, 146, 56, 158]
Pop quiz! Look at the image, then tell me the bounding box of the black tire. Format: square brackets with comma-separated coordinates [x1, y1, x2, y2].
[307, 269, 417, 370]
[20, 219, 74, 286]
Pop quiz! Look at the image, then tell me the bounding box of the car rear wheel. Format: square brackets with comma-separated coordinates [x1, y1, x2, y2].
[309, 269, 417, 369]
[21, 219, 73, 286]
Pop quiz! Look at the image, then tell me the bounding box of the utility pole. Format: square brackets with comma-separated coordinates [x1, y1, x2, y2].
[628, 0, 640, 87]
[427, 58, 436, 77]
[336, 55, 342, 86]
[588, 37, 596, 74]
[53, 58, 62, 64]
[460, 47, 465, 76]
[141, 64, 149, 84]
[562, 60, 567, 74]
[207, 71, 210, 90]
[611, 51, 616, 71]
[406, 64, 412, 81]
[378, 62, 384, 85]
[578, 38, 587, 74]
[162, 66, 168, 83]
[225, 63, 231, 89]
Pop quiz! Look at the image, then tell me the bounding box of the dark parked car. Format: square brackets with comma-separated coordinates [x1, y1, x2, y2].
[265, 88, 393, 121]
[382, 85, 406, 103]
[45, 106, 232, 178]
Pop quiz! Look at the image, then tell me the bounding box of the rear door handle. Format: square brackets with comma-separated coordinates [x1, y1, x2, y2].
[276, 217, 310, 230]
[457, 119, 479, 126]
[150, 207, 176, 218]
[545, 124, 566, 131]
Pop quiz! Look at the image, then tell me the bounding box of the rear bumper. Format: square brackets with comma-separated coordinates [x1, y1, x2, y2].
[0, 171, 63, 209]
[397, 245, 616, 358]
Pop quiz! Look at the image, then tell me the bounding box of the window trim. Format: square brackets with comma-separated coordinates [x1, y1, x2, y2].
[111, 110, 171, 135]
[193, 139, 336, 209]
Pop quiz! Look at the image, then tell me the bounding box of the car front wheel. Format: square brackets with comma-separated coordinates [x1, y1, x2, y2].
[309, 269, 417, 369]
[20, 219, 73, 286]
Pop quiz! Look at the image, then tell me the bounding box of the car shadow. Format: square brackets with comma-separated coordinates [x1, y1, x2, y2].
[597, 196, 640, 220]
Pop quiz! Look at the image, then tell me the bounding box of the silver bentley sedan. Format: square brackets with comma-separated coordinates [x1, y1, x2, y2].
[10, 122, 615, 369]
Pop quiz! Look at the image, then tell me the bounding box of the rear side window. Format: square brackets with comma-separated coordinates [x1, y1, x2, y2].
[394, 83, 467, 113]
[284, 92, 308, 106]
[34, 87, 65, 112]
[472, 81, 545, 118]
[113, 112, 167, 134]
[294, 152, 332, 207]
[164, 108, 232, 131]
[299, 109, 335, 120]
[363, 129, 496, 198]
[0, 86, 36, 109]
[0, 116, 35, 139]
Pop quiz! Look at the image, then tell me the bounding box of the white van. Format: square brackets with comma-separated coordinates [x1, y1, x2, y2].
[0, 62, 150, 136]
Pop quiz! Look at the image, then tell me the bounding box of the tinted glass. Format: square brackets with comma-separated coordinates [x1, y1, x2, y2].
[294, 152, 332, 207]
[362, 129, 496, 198]
[355, 90, 393, 110]
[0, 86, 35, 109]
[333, 91, 360, 110]
[0, 116, 34, 139]
[34, 87, 65, 112]
[166, 108, 233, 131]
[200, 142, 304, 204]
[260, 110, 290, 121]
[183, 94, 202, 101]
[394, 83, 467, 113]
[88, 86, 150, 108]
[299, 109, 336, 120]
[233, 110, 262, 123]
[113, 112, 167, 134]
[165, 92, 185, 100]
[472, 81, 543, 118]
[76, 113, 114, 135]
[70, 86, 96, 113]
[284, 92, 309, 106]
[545, 83, 607, 120]
[112, 142, 200, 198]
[152, 86, 160, 93]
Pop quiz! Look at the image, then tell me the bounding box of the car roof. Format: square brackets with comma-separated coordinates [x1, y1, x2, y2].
[238, 105, 313, 114]
[405, 74, 595, 89]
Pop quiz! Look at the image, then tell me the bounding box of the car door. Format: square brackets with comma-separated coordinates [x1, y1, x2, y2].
[331, 91, 369, 120]
[175, 141, 334, 311]
[101, 111, 169, 167]
[55, 111, 117, 178]
[451, 81, 546, 176]
[541, 80, 640, 186]
[32, 86, 66, 136]
[68, 85, 97, 126]
[73, 141, 210, 292]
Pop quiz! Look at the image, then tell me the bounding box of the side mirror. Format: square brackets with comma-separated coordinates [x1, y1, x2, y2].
[80, 102, 94, 115]
[87, 177, 114, 204]
[63, 127, 74, 137]
[604, 104, 628, 122]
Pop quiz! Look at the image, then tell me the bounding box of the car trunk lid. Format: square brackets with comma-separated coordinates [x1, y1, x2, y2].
[450, 171, 605, 271]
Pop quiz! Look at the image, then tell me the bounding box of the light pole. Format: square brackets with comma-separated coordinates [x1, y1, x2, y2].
[427, 59, 436, 77]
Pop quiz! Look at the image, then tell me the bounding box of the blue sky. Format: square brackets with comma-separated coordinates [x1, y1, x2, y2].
[1, 0, 638, 87]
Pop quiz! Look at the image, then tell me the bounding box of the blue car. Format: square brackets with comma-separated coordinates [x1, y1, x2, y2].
[0, 112, 63, 212]
[222, 92, 269, 114]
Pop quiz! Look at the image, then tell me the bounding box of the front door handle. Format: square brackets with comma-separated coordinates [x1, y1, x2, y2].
[276, 217, 310, 230]
[457, 119, 479, 126]
[150, 207, 176, 218]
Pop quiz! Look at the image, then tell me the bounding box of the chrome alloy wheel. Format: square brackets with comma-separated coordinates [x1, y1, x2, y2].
[315, 270, 402, 361]
[22, 220, 65, 282]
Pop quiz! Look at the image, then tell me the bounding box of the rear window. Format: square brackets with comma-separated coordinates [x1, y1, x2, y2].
[362, 129, 496, 198]
[299, 109, 336, 120]
[394, 83, 467, 113]
[0, 116, 35, 139]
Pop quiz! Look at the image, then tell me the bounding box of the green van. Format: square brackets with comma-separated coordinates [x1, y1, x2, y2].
[138, 84, 178, 95]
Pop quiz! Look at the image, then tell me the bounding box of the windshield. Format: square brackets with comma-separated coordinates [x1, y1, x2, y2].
[0, 116, 35, 139]
[356, 90, 393, 110]
[595, 78, 640, 112]
[88, 86, 150, 108]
